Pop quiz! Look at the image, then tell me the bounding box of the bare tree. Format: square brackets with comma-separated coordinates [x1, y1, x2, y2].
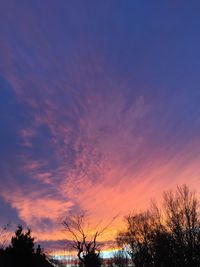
[116, 185, 200, 267]
[63, 213, 113, 267]
[116, 210, 157, 267]
[163, 184, 200, 266]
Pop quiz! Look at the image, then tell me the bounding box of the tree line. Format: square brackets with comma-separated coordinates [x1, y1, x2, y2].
[1, 184, 200, 267]
[63, 185, 200, 267]
[115, 185, 200, 267]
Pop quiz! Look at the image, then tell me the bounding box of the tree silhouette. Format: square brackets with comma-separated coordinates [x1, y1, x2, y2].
[116, 185, 200, 267]
[111, 250, 129, 267]
[63, 213, 104, 267]
[5, 225, 35, 267]
[117, 210, 157, 267]
[0, 225, 53, 267]
[163, 184, 200, 266]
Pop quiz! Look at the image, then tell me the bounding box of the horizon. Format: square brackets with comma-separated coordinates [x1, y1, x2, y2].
[1, 0, 200, 256]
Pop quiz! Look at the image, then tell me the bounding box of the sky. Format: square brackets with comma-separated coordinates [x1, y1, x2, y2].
[1, 0, 200, 250]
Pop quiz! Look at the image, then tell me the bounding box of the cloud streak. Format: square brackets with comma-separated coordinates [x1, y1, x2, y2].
[1, 0, 200, 248]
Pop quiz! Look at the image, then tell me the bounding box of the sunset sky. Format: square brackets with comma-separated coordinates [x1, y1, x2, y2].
[1, 0, 200, 250]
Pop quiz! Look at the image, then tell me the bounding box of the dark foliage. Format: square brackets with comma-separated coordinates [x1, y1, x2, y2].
[111, 250, 129, 267]
[0, 225, 53, 267]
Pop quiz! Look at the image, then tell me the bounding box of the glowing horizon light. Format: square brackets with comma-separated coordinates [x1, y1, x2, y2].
[51, 248, 119, 260]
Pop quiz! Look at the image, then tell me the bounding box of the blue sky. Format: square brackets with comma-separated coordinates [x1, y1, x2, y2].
[1, 0, 200, 247]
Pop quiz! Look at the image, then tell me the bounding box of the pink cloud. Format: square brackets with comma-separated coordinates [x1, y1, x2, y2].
[1, 16, 200, 245]
[0, 187, 73, 228]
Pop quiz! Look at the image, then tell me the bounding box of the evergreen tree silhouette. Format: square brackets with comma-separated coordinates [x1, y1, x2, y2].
[0, 225, 53, 267]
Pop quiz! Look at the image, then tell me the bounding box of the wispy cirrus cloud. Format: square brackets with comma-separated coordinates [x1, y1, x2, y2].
[1, 0, 200, 248]
[1, 49, 200, 243]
